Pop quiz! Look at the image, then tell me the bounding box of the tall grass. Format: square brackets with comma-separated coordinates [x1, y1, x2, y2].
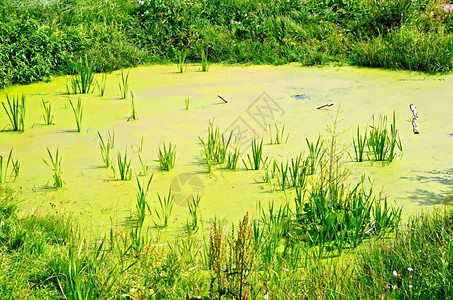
[176, 51, 187, 73]
[243, 136, 267, 170]
[131, 174, 153, 249]
[2, 94, 25, 132]
[42, 100, 54, 125]
[43, 147, 63, 188]
[368, 112, 402, 162]
[352, 125, 367, 162]
[199, 120, 232, 172]
[226, 137, 241, 170]
[268, 124, 289, 144]
[69, 99, 83, 133]
[70, 56, 95, 94]
[154, 189, 174, 228]
[157, 142, 176, 171]
[97, 73, 107, 96]
[306, 136, 324, 175]
[0, 149, 20, 184]
[187, 194, 201, 233]
[201, 49, 209, 72]
[115, 147, 132, 181]
[118, 70, 129, 100]
[97, 130, 114, 167]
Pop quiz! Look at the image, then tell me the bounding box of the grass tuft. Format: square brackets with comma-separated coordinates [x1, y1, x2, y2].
[158, 142, 176, 171]
[2, 94, 25, 132]
[69, 99, 83, 133]
[42, 147, 63, 188]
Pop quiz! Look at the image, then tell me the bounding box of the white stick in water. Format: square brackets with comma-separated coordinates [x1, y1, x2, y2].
[409, 104, 419, 134]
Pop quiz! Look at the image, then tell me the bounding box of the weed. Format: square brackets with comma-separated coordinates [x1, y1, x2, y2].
[187, 194, 201, 233]
[157, 142, 176, 171]
[352, 125, 367, 162]
[368, 112, 402, 162]
[306, 136, 324, 175]
[131, 174, 153, 248]
[2, 94, 25, 132]
[243, 136, 267, 170]
[70, 56, 95, 94]
[115, 147, 132, 181]
[0, 149, 20, 184]
[69, 99, 83, 133]
[43, 147, 63, 188]
[154, 189, 174, 228]
[268, 124, 289, 144]
[199, 120, 232, 172]
[97, 73, 107, 96]
[97, 130, 114, 167]
[127, 91, 137, 121]
[42, 100, 54, 125]
[118, 70, 129, 100]
[176, 51, 187, 73]
[226, 137, 241, 170]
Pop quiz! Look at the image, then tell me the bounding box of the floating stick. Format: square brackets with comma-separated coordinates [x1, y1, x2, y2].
[409, 104, 419, 134]
[316, 103, 334, 109]
[217, 95, 228, 103]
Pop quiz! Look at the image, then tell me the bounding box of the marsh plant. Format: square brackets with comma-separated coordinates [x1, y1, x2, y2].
[138, 154, 150, 176]
[201, 49, 209, 72]
[115, 147, 132, 180]
[118, 70, 129, 100]
[41, 100, 54, 125]
[154, 189, 174, 228]
[187, 194, 201, 233]
[226, 137, 240, 170]
[0, 149, 20, 184]
[268, 124, 289, 144]
[367, 112, 402, 162]
[306, 136, 324, 175]
[157, 142, 176, 171]
[43, 147, 63, 188]
[97, 130, 115, 167]
[352, 125, 367, 162]
[2, 94, 25, 132]
[127, 91, 137, 121]
[176, 51, 187, 73]
[97, 73, 107, 96]
[243, 136, 267, 170]
[69, 99, 83, 133]
[69, 56, 95, 94]
[131, 174, 153, 248]
[199, 120, 232, 172]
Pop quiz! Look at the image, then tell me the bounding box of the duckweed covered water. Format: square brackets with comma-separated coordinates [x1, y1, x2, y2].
[1, 64, 452, 237]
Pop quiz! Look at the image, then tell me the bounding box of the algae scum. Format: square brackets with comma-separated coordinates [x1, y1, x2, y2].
[1, 64, 452, 236]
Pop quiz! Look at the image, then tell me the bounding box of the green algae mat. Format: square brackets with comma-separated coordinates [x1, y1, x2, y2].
[1, 64, 452, 236]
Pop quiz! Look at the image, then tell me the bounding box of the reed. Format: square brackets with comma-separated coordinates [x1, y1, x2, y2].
[127, 91, 137, 121]
[97, 130, 114, 167]
[278, 160, 289, 191]
[157, 142, 176, 171]
[187, 194, 201, 232]
[243, 136, 267, 170]
[97, 73, 107, 96]
[70, 56, 95, 94]
[115, 147, 132, 181]
[0, 149, 20, 184]
[42, 100, 54, 125]
[131, 174, 153, 248]
[154, 189, 174, 228]
[138, 154, 149, 176]
[306, 136, 324, 175]
[2, 94, 25, 132]
[368, 114, 388, 161]
[268, 124, 289, 144]
[388, 111, 403, 162]
[69, 99, 83, 133]
[118, 70, 129, 100]
[199, 120, 232, 172]
[226, 137, 240, 170]
[352, 125, 367, 162]
[42, 147, 63, 188]
[201, 49, 209, 72]
[176, 51, 187, 73]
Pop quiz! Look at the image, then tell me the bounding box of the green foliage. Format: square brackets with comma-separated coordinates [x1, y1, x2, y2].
[69, 56, 95, 94]
[201, 49, 209, 72]
[368, 112, 402, 162]
[352, 125, 367, 162]
[2, 94, 25, 132]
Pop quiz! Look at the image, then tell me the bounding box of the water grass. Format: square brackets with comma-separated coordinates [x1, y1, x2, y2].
[368, 112, 402, 162]
[185, 97, 190, 110]
[97, 73, 107, 96]
[154, 189, 174, 228]
[199, 120, 232, 172]
[69, 99, 83, 133]
[70, 56, 95, 94]
[352, 125, 367, 162]
[268, 124, 289, 144]
[138, 154, 149, 176]
[118, 70, 129, 100]
[226, 137, 241, 170]
[0, 149, 19, 184]
[42, 100, 54, 125]
[306, 136, 324, 175]
[176, 51, 187, 73]
[127, 91, 137, 121]
[187, 194, 201, 232]
[131, 174, 153, 248]
[157, 142, 176, 171]
[42, 147, 63, 188]
[201, 49, 209, 72]
[97, 130, 115, 167]
[2, 94, 25, 132]
[115, 147, 132, 181]
[243, 136, 267, 170]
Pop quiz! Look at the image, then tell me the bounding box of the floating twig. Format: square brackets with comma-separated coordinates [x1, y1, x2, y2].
[316, 103, 334, 110]
[217, 95, 228, 103]
[409, 104, 419, 134]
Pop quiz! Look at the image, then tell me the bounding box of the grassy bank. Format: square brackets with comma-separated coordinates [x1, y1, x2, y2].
[0, 185, 451, 299]
[1, 0, 453, 87]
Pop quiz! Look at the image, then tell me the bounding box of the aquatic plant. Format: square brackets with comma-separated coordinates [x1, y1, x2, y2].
[306, 136, 324, 175]
[201, 49, 209, 72]
[138, 154, 149, 176]
[2, 94, 25, 132]
[176, 51, 187, 73]
[199, 120, 232, 172]
[127, 91, 137, 121]
[115, 147, 132, 181]
[368, 112, 402, 162]
[243, 136, 267, 170]
[185, 97, 190, 110]
[352, 125, 367, 162]
[154, 189, 174, 228]
[97, 73, 107, 96]
[118, 70, 129, 100]
[138, 136, 144, 152]
[70, 56, 95, 94]
[41, 100, 54, 125]
[69, 99, 83, 133]
[187, 194, 201, 233]
[157, 142, 176, 171]
[131, 174, 153, 248]
[277, 160, 289, 191]
[226, 137, 240, 170]
[43, 147, 63, 188]
[97, 130, 114, 167]
[268, 124, 289, 145]
[0, 149, 19, 184]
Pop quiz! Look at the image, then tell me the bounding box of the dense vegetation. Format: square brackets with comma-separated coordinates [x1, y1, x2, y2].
[1, 0, 453, 87]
